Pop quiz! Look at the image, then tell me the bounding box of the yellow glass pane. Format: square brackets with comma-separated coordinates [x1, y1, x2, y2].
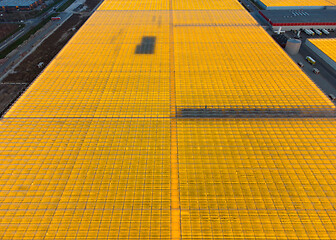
[309, 38, 336, 63]
[1, 0, 336, 239]
[177, 119, 336, 239]
[0, 119, 171, 239]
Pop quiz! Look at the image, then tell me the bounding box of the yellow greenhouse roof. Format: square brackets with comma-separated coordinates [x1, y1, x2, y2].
[0, 119, 172, 239]
[1, 0, 336, 239]
[98, 0, 245, 10]
[1, 118, 336, 239]
[4, 10, 334, 118]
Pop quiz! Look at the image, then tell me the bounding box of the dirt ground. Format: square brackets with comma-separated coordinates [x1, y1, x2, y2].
[3, 14, 88, 84]
[0, 10, 40, 22]
[0, 84, 25, 116]
[0, 13, 89, 116]
[0, 23, 20, 42]
[84, 0, 102, 11]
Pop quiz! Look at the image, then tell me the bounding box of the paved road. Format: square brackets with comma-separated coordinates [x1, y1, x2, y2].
[239, 0, 259, 12]
[284, 30, 336, 96]
[290, 45, 336, 95]
[239, 0, 271, 29]
[0, 11, 72, 78]
[0, 0, 104, 82]
[0, 0, 70, 52]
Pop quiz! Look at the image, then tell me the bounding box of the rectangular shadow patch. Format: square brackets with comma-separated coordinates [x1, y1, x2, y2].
[135, 37, 156, 54]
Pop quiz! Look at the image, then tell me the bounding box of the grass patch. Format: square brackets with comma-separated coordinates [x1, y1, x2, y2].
[56, 0, 77, 12]
[0, 13, 58, 59]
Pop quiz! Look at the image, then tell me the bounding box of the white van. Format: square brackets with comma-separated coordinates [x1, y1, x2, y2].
[304, 29, 313, 36]
[308, 29, 315, 35]
[321, 29, 330, 35]
[313, 29, 322, 36]
[312, 68, 320, 74]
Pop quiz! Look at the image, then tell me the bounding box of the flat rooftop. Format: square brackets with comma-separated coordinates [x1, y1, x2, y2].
[310, 38, 336, 62]
[260, 9, 336, 25]
[0, 0, 38, 7]
[307, 39, 336, 72]
[260, 0, 336, 7]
